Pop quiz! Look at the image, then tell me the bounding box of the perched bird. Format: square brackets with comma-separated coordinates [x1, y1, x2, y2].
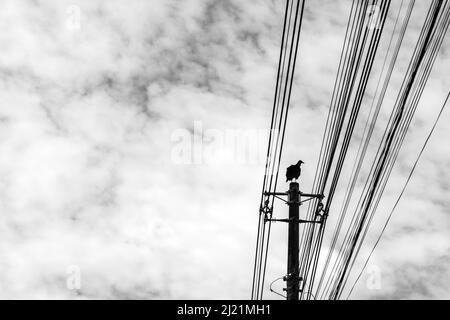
[286, 160, 304, 182]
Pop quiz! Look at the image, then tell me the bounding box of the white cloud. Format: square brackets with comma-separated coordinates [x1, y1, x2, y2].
[0, 0, 448, 299]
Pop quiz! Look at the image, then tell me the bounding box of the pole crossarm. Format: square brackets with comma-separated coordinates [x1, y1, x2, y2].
[263, 191, 288, 196]
[266, 218, 321, 224]
[263, 191, 325, 200]
[301, 193, 325, 200]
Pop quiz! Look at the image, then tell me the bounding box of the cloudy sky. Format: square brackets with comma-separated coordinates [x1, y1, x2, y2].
[0, 0, 449, 299]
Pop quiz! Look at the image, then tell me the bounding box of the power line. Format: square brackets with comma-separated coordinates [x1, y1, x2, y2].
[346, 90, 450, 299]
[252, 0, 306, 300]
[329, 0, 449, 299]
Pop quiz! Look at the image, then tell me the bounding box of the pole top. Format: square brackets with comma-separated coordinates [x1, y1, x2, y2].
[289, 182, 299, 189]
[288, 182, 300, 203]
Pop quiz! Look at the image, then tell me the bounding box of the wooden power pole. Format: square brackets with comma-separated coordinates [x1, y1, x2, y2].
[286, 182, 300, 300]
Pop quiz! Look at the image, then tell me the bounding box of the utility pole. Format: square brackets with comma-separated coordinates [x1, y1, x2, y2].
[264, 184, 324, 300]
[286, 182, 300, 300]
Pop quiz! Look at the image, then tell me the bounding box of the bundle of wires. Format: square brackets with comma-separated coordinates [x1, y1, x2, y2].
[298, 0, 392, 299]
[322, 0, 450, 300]
[252, 0, 306, 300]
[316, 0, 415, 299]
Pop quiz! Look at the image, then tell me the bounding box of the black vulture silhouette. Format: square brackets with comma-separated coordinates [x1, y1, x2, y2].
[286, 160, 304, 182]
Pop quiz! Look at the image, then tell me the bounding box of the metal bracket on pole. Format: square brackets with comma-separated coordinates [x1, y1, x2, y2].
[263, 191, 324, 201]
[266, 217, 321, 224]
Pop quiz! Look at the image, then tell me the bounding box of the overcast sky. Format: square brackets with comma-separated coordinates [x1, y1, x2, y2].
[0, 0, 449, 299]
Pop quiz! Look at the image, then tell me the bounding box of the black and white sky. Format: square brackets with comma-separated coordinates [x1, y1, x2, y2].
[0, 0, 449, 299]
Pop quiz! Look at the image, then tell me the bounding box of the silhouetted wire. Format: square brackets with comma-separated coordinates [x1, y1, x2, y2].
[331, 0, 446, 299]
[252, 0, 291, 299]
[270, 277, 287, 299]
[299, 0, 366, 296]
[260, 0, 306, 299]
[340, 3, 450, 299]
[303, 0, 392, 298]
[324, 1, 437, 298]
[346, 91, 450, 299]
[317, 0, 412, 299]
